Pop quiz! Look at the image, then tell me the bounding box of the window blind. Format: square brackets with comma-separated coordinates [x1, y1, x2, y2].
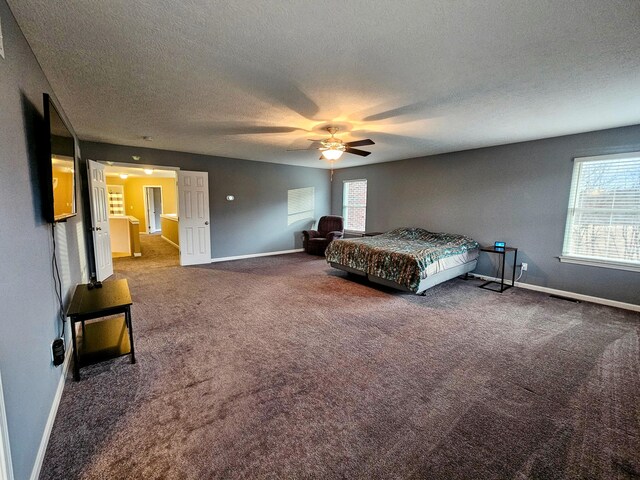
[287, 187, 314, 225]
[562, 152, 640, 268]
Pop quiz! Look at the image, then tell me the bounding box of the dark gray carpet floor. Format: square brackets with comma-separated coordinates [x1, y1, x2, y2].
[41, 235, 640, 479]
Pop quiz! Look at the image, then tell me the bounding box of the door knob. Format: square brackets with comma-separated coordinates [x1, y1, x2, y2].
[96, 227, 102, 231]
[205, 221, 209, 225]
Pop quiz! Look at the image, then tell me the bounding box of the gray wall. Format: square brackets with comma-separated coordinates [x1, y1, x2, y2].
[0, 1, 89, 478]
[80, 142, 331, 260]
[331, 125, 640, 305]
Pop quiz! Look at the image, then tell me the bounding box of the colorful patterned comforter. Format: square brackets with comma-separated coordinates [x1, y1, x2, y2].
[325, 227, 479, 292]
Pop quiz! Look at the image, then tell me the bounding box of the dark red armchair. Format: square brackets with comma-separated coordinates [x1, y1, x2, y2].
[303, 215, 344, 255]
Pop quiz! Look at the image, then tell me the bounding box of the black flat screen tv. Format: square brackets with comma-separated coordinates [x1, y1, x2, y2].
[42, 93, 77, 223]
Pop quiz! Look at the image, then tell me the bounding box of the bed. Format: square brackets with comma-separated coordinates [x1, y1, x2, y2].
[324, 227, 479, 294]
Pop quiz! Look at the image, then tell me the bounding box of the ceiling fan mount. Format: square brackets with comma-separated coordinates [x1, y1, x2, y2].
[308, 127, 375, 161]
[318, 127, 347, 154]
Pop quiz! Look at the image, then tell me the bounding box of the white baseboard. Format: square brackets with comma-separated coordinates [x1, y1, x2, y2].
[211, 248, 304, 263]
[470, 273, 640, 312]
[29, 348, 72, 480]
[160, 235, 179, 249]
[0, 373, 14, 480]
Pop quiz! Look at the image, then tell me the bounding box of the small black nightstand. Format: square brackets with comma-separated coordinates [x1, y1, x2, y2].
[66, 279, 136, 380]
[479, 246, 518, 293]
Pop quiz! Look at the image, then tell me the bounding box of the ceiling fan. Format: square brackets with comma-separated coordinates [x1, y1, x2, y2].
[292, 127, 375, 161]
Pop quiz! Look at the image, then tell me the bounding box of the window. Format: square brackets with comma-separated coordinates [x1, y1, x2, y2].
[342, 179, 367, 232]
[561, 151, 640, 271]
[287, 187, 314, 225]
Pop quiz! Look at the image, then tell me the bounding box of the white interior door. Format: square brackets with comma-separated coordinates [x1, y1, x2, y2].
[144, 187, 155, 233]
[178, 171, 211, 265]
[153, 188, 162, 230]
[88, 160, 113, 280]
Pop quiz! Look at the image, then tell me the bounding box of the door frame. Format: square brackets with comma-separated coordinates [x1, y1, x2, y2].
[0, 371, 14, 480]
[95, 161, 213, 265]
[143, 185, 164, 234]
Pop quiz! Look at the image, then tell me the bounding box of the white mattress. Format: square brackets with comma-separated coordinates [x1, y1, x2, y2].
[423, 248, 479, 278]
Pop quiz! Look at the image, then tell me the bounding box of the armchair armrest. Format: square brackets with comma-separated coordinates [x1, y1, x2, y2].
[326, 231, 344, 241]
[302, 229, 322, 240]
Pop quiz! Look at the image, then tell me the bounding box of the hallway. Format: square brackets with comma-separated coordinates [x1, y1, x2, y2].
[113, 233, 179, 272]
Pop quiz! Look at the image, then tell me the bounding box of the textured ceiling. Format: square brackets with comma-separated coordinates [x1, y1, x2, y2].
[8, 0, 640, 169]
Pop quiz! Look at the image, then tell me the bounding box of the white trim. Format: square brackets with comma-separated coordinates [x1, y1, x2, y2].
[574, 150, 640, 164]
[0, 372, 14, 480]
[96, 160, 181, 173]
[161, 235, 179, 249]
[29, 349, 72, 480]
[470, 273, 640, 312]
[558, 255, 640, 273]
[211, 249, 304, 263]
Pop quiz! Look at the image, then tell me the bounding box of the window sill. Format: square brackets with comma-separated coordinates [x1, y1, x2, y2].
[559, 256, 640, 273]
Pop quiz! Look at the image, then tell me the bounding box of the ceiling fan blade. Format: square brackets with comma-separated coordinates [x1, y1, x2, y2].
[344, 139, 375, 147]
[345, 147, 371, 157]
[287, 141, 322, 151]
[206, 122, 306, 135]
[351, 130, 426, 144]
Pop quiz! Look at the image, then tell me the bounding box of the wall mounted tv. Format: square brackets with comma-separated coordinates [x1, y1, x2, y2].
[42, 93, 77, 223]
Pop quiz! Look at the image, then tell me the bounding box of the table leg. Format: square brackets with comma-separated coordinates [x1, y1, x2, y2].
[512, 249, 518, 287]
[500, 252, 506, 292]
[126, 306, 136, 364]
[70, 318, 80, 381]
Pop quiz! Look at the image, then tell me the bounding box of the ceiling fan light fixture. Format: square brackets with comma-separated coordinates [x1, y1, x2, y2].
[322, 149, 343, 161]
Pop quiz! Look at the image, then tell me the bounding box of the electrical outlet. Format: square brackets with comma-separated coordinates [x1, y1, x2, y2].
[521, 263, 528, 271]
[51, 338, 65, 366]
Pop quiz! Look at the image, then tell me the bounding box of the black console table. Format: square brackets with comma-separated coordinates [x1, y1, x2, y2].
[478, 246, 518, 293]
[66, 279, 136, 380]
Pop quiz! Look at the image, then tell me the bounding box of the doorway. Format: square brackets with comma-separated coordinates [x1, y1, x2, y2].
[143, 186, 163, 234]
[89, 161, 212, 269]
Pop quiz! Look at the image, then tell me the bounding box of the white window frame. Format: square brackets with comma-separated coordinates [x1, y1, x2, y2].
[559, 151, 640, 272]
[342, 179, 367, 233]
